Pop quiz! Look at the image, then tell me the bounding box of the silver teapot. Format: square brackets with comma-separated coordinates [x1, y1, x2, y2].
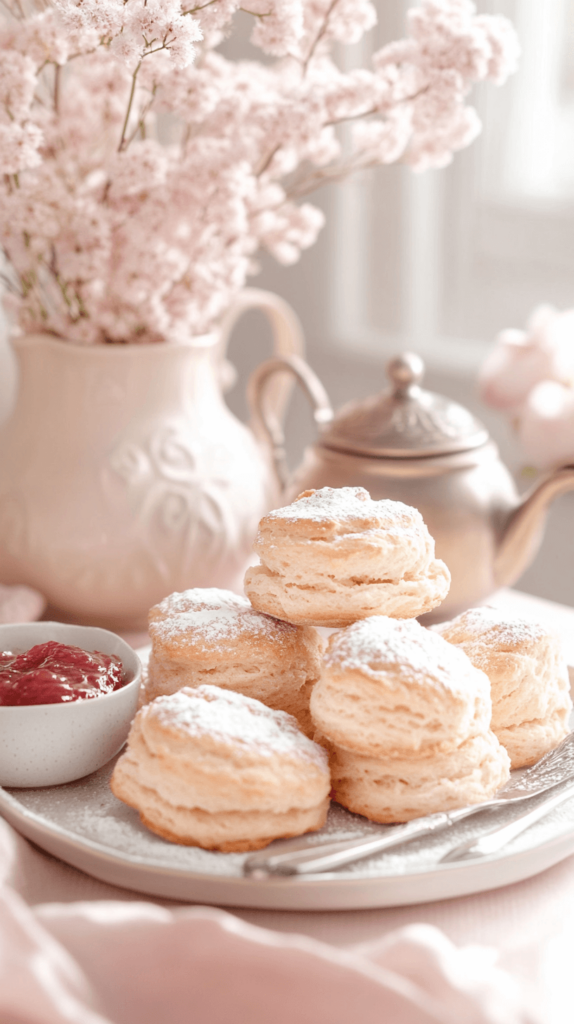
[248, 351, 574, 623]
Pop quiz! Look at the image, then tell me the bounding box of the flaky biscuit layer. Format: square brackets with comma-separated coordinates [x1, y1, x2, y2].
[310, 617, 491, 757]
[321, 731, 510, 824]
[254, 488, 435, 582]
[145, 588, 323, 735]
[244, 487, 450, 627]
[244, 559, 450, 628]
[110, 686, 330, 851]
[496, 706, 571, 769]
[116, 775, 329, 852]
[438, 606, 572, 767]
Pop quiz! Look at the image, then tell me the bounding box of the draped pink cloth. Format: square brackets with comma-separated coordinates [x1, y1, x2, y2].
[0, 816, 538, 1024]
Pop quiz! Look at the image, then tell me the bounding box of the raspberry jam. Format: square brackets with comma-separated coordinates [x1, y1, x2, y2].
[0, 641, 126, 706]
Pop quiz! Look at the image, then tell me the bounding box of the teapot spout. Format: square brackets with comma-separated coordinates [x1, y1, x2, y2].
[494, 465, 574, 589]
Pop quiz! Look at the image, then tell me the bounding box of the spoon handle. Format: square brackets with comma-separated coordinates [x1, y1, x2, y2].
[243, 808, 475, 878]
[440, 779, 574, 863]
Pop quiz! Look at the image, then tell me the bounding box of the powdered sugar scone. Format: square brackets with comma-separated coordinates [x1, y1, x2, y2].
[144, 588, 323, 736]
[310, 616, 492, 757]
[310, 616, 510, 823]
[110, 685, 330, 852]
[437, 606, 572, 768]
[317, 732, 509, 824]
[244, 487, 451, 628]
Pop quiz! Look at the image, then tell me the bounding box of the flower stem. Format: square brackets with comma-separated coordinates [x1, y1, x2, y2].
[118, 61, 142, 152]
[303, 0, 339, 73]
[54, 64, 61, 115]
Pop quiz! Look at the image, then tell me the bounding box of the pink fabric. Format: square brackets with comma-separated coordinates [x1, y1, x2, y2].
[0, 817, 534, 1024]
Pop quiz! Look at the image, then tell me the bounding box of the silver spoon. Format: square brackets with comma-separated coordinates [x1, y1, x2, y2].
[440, 776, 574, 863]
[244, 731, 574, 878]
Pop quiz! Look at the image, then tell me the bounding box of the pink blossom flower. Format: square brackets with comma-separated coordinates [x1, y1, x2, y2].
[191, 0, 240, 39]
[249, 0, 304, 57]
[54, 0, 125, 42]
[301, 0, 376, 54]
[374, 0, 518, 170]
[0, 0, 518, 344]
[0, 123, 43, 174]
[475, 14, 521, 85]
[0, 51, 36, 124]
[107, 141, 170, 200]
[352, 110, 412, 166]
[5, 10, 70, 68]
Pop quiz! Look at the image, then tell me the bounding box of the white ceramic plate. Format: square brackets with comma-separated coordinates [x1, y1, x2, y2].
[2, 753, 574, 911]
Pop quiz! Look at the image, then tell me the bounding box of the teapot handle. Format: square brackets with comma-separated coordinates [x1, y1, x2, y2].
[247, 355, 333, 492]
[218, 288, 305, 426]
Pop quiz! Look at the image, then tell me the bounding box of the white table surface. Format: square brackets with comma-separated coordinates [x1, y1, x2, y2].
[4, 588, 574, 1021]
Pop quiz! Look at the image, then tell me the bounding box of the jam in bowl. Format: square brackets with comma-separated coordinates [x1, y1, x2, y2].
[0, 641, 127, 705]
[0, 622, 141, 788]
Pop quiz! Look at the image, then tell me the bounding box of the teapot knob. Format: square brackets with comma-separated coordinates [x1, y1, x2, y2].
[386, 352, 425, 394]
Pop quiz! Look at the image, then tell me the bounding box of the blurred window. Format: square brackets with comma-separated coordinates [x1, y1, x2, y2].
[328, 0, 574, 370]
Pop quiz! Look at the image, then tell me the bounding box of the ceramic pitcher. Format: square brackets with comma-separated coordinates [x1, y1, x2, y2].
[0, 289, 303, 630]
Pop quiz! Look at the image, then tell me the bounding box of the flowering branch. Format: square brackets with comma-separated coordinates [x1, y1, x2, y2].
[0, 0, 519, 345]
[302, 0, 338, 72]
[118, 61, 142, 152]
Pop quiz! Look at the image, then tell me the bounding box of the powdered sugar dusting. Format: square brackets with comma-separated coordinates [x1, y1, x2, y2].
[8, 762, 574, 891]
[439, 606, 549, 650]
[149, 588, 297, 650]
[265, 487, 423, 527]
[325, 616, 487, 697]
[146, 685, 328, 769]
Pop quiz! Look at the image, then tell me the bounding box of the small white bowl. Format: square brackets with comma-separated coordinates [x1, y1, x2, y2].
[0, 621, 141, 787]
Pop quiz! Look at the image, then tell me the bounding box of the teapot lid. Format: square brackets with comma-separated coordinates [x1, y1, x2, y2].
[320, 353, 489, 458]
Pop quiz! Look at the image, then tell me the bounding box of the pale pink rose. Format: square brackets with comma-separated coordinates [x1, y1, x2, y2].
[479, 305, 574, 412]
[518, 380, 574, 469]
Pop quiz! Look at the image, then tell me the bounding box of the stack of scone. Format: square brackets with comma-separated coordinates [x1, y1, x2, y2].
[244, 486, 450, 627]
[110, 484, 571, 849]
[309, 616, 510, 822]
[111, 685, 330, 851]
[437, 606, 572, 768]
[143, 588, 323, 736]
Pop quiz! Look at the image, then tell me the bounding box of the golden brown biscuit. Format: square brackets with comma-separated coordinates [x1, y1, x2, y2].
[437, 606, 572, 768]
[244, 487, 450, 627]
[144, 588, 323, 736]
[110, 685, 331, 852]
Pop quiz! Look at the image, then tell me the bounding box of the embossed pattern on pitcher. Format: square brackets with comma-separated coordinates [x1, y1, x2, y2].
[0, 334, 272, 629]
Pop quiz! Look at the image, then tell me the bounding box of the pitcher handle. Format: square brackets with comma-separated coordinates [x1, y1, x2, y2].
[218, 288, 305, 426]
[247, 355, 333, 492]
